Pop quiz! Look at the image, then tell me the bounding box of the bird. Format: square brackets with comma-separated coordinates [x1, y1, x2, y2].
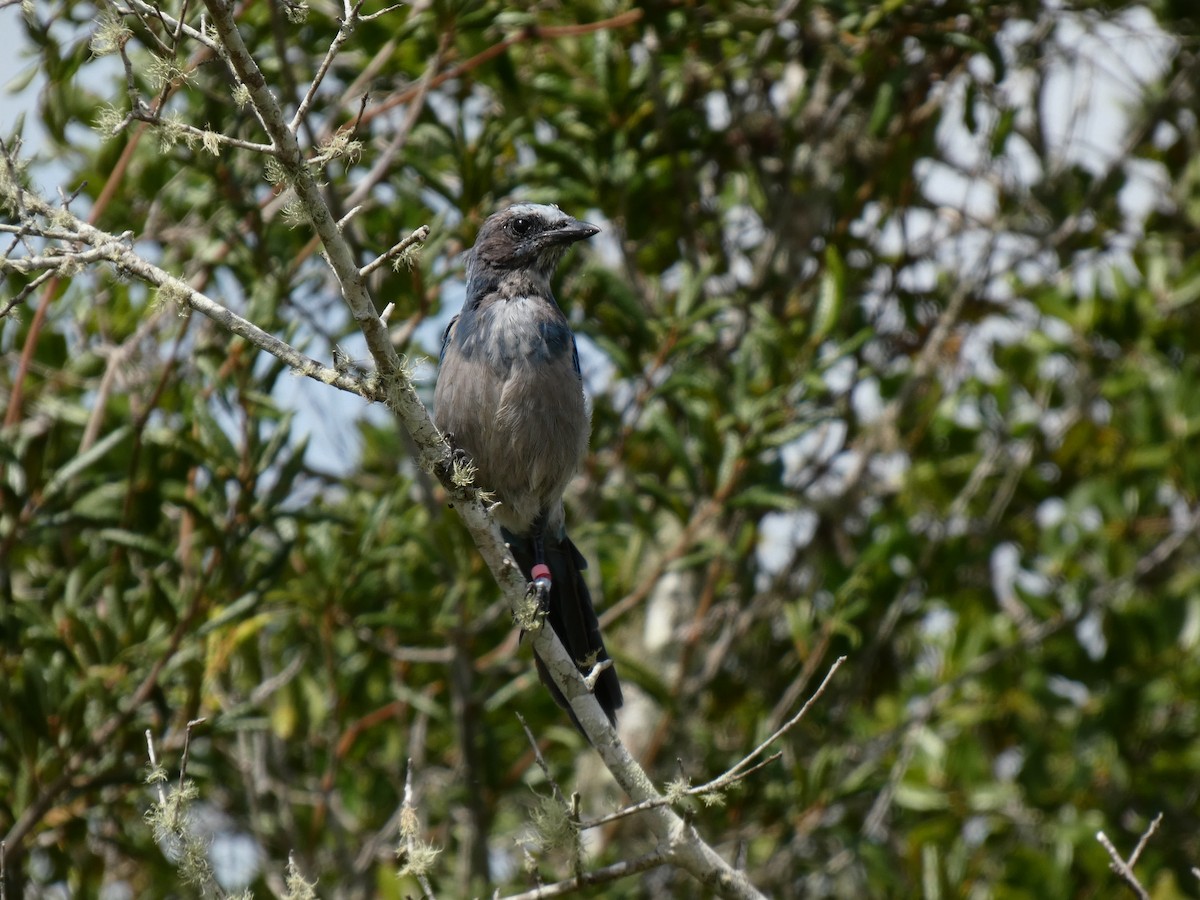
[433, 203, 623, 731]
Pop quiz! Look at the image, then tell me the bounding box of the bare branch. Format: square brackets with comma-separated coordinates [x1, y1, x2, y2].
[517, 713, 569, 807]
[145, 729, 168, 807]
[1127, 813, 1164, 870]
[398, 758, 438, 899]
[0, 268, 57, 319]
[128, 108, 278, 154]
[200, 0, 445, 473]
[121, 0, 220, 51]
[173, 718, 207, 827]
[1096, 820, 1158, 900]
[498, 847, 671, 900]
[0, 214, 374, 399]
[360, 225, 431, 278]
[578, 796, 667, 831]
[358, 1, 407, 22]
[698, 656, 846, 794]
[290, 0, 367, 133]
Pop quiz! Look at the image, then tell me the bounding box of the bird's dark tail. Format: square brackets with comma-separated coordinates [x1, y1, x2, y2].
[503, 528, 623, 731]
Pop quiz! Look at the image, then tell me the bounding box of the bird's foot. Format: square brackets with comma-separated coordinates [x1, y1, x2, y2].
[516, 573, 552, 632]
[434, 433, 462, 476]
[439, 439, 479, 493]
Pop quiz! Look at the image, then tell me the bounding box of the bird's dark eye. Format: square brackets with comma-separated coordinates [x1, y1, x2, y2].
[509, 217, 534, 237]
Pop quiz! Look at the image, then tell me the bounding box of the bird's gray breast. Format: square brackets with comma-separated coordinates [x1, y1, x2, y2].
[467, 296, 572, 368]
[443, 295, 589, 532]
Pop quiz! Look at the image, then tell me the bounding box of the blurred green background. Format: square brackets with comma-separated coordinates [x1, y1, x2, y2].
[3, 1, 1200, 896]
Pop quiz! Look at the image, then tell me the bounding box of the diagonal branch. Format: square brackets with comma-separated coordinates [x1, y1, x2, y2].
[196, 3, 766, 895]
[1, 5, 772, 892]
[1096, 813, 1162, 900]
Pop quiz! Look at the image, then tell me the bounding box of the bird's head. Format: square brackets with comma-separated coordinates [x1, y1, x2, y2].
[468, 204, 600, 283]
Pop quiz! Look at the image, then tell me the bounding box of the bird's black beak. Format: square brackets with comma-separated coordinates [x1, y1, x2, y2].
[546, 218, 600, 246]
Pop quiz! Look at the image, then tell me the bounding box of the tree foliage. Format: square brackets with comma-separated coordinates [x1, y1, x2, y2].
[3, 0, 1200, 897]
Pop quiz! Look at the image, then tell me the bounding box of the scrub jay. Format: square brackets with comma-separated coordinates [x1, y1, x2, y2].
[434, 204, 623, 728]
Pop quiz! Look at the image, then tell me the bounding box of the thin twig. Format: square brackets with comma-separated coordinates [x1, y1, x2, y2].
[358, 1, 407, 21]
[400, 758, 437, 899]
[701, 656, 846, 792]
[360, 225, 431, 278]
[1096, 829, 1151, 900]
[579, 796, 666, 831]
[0, 268, 57, 318]
[570, 793, 583, 882]
[516, 713, 568, 807]
[0, 176, 378, 400]
[497, 847, 671, 900]
[175, 718, 206, 808]
[128, 108, 277, 153]
[123, 0, 219, 50]
[290, 0, 366, 133]
[145, 730, 168, 806]
[1126, 813, 1163, 869]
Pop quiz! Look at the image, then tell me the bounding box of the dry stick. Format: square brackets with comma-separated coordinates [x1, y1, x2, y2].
[1096, 832, 1150, 900]
[145, 722, 227, 898]
[517, 713, 569, 807]
[498, 847, 672, 900]
[351, 787, 409, 877]
[767, 620, 835, 731]
[696, 656, 846, 793]
[0, 267, 54, 318]
[37, 227, 372, 397]
[1095, 812, 1162, 900]
[289, 0, 366, 133]
[580, 795, 670, 832]
[172, 718, 207, 828]
[145, 730, 169, 808]
[1126, 812, 1163, 869]
[580, 755, 788, 835]
[361, 225, 431, 278]
[515, 714, 587, 893]
[400, 758, 437, 900]
[569, 793, 584, 883]
[580, 657, 845, 832]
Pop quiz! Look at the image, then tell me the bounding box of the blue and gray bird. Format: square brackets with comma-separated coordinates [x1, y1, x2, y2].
[434, 204, 623, 728]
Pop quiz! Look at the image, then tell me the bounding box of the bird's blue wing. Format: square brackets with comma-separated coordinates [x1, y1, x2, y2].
[439, 314, 459, 364]
[571, 334, 581, 380]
